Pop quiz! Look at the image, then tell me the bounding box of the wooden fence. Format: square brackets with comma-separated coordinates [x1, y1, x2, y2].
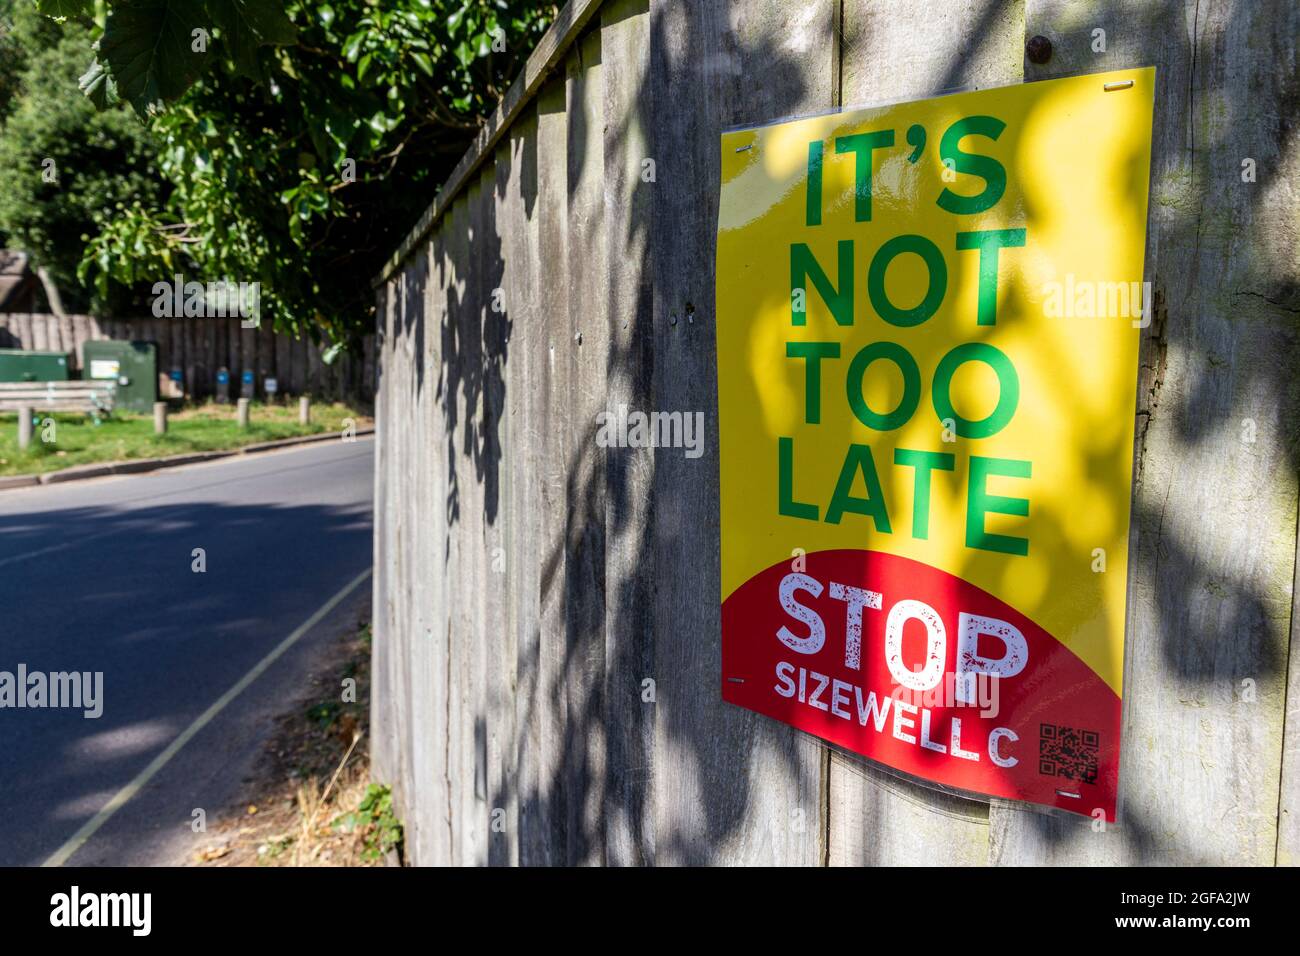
[0, 312, 375, 402]
[371, 0, 1300, 865]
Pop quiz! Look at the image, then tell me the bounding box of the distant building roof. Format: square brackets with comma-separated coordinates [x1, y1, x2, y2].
[0, 250, 28, 275]
[0, 250, 43, 312]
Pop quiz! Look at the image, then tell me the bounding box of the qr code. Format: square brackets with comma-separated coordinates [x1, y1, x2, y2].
[1039, 723, 1099, 785]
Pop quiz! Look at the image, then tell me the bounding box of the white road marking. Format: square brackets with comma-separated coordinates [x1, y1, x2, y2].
[41, 566, 373, 867]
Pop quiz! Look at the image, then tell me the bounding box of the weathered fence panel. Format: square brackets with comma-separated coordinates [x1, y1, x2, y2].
[373, 0, 1299, 865]
[600, 0, 655, 867]
[0, 313, 374, 402]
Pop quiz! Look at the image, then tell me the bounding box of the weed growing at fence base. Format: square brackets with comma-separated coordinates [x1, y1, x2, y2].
[0, 401, 373, 477]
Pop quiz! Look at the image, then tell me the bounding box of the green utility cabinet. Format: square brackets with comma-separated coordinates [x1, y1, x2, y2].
[82, 340, 158, 413]
[0, 349, 70, 382]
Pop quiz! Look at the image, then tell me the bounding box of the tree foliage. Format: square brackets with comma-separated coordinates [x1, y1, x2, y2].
[0, 1, 167, 313]
[6, 0, 555, 344]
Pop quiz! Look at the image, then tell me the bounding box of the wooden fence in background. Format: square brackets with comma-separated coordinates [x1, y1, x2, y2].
[0, 312, 375, 402]
[371, 0, 1300, 865]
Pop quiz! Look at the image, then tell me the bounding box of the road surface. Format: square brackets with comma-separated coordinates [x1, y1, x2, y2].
[0, 438, 374, 866]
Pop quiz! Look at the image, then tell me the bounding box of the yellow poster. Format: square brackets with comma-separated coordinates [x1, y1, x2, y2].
[716, 68, 1155, 820]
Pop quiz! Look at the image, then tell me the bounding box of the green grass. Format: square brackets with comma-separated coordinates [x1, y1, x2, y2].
[0, 401, 372, 477]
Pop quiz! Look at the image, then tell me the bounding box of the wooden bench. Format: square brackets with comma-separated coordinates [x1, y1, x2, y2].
[0, 380, 117, 418]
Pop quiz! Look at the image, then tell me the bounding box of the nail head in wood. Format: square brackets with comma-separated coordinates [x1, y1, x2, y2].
[1026, 35, 1053, 64]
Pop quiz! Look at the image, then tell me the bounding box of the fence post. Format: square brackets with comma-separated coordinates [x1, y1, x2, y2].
[237, 397, 251, 429]
[16, 405, 32, 451]
[299, 396, 311, 426]
[153, 402, 168, 436]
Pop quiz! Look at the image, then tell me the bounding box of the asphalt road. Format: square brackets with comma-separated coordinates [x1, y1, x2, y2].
[0, 438, 374, 866]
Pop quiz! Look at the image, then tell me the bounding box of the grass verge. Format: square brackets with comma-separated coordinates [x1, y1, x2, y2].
[0, 400, 372, 477]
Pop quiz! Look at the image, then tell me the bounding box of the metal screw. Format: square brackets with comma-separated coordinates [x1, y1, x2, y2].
[1026, 35, 1053, 64]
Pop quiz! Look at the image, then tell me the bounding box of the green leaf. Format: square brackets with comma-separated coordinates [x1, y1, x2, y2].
[208, 0, 299, 79]
[446, 6, 467, 36]
[342, 31, 366, 63]
[36, 0, 93, 18]
[99, 0, 212, 118]
[78, 58, 120, 111]
[454, 39, 472, 69]
[410, 51, 433, 77]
